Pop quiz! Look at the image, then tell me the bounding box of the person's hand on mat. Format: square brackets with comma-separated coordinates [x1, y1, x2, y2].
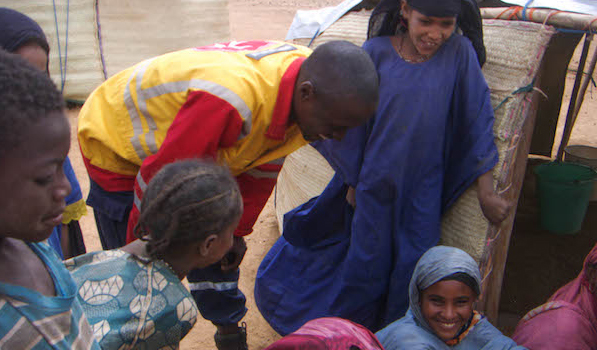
[479, 190, 511, 225]
[346, 186, 356, 208]
[476, 170, 511, 225]
[221, 236, 247, 272]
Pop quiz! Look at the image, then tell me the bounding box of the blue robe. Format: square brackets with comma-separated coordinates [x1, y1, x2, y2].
[255, 34, 498, 335]
[47, 156, 87, 259]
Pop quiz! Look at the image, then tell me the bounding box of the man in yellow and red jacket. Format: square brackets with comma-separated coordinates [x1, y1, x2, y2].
[78, 40, 379, 350]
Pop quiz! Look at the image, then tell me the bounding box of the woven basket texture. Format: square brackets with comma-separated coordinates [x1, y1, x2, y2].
[1, 0, 230, 101]
[442, 20, 554, 261]
[276, 13, 554, 262]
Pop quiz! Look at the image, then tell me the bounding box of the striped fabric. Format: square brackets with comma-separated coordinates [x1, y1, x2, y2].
[0, 243, 99, 349]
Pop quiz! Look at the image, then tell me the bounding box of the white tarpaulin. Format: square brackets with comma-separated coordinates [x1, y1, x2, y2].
[285, 0, 363, 41]
[503, 0, 597, 16]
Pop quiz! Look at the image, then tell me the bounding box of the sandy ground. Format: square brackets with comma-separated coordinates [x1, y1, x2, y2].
[65, 1, 597, 349]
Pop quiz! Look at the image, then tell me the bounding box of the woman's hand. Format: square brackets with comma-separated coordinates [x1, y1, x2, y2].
[479, 190, 511, 225]
[477, 171, 512, 225]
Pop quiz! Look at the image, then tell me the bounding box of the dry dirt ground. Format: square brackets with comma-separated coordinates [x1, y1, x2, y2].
[65, 1, 597, 349]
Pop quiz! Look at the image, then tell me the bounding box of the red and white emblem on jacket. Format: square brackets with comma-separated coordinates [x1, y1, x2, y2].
[195, 40, 272, 52]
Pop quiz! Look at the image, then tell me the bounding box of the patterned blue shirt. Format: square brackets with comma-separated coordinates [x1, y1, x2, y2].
[66, 250, 198, 349]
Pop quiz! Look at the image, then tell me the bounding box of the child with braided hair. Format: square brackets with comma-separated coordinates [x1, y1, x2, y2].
[66, 159, 242, 349]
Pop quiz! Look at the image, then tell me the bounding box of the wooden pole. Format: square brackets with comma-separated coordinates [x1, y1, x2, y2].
[556, 34, 593, 160]
[481, 7, 597, 32]
[477, 86, 542, 324]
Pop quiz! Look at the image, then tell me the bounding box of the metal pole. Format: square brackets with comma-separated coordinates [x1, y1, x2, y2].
[569, 38, 597, 137]
[556, 34, 593, 161]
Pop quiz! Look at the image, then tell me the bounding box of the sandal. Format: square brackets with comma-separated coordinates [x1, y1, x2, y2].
[214, 322, 248, 350]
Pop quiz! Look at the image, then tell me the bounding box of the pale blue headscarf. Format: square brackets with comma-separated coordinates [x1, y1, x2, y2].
[408, 246, 481, 334]
[376, 246, 527, 350]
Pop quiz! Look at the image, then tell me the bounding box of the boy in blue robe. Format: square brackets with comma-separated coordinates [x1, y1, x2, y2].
[256, 0, 510, 335]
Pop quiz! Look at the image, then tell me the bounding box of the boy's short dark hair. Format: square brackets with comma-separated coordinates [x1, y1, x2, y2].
[0, 49, 64, 157]
[301, 40, 379, 104]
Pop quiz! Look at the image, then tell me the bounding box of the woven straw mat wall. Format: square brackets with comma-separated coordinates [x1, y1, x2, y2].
[441, 20, 553, 261]
[2, 0, 230, 101]
[276, 12, 554, 262]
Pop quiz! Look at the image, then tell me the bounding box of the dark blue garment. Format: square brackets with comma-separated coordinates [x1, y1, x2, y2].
[47, 157, 86, 259]
[255, 34, 499, 335]
[187, 263, 247, 326]
[87, 178, 133, 250]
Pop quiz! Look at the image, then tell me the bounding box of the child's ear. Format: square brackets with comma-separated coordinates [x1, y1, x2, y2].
[199, 234, 219, 256]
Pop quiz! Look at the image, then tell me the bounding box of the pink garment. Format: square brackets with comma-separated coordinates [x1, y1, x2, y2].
[512, 243, 597, 350]
[264, 317, 385, 350]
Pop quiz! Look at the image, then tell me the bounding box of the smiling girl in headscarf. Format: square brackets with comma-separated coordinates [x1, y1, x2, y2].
[376, 246, 525, 349]
[0, 7, 87, 259]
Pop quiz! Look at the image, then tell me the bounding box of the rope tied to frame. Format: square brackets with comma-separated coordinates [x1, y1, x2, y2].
[521, 0, 533, 21]
[95, 0, 108, 80]
[493, 79, 545, 112]
[307, 27, 321, 48]
[52, 0, 69, 93]
[490, 5, 597, 35]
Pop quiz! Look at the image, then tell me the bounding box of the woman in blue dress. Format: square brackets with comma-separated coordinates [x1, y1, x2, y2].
[255, 0, 510, 335]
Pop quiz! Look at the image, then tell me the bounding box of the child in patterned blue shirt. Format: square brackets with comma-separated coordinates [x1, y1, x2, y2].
[67, 159, 242, 349]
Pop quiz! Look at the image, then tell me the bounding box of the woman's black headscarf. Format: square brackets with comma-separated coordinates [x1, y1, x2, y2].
[0, 7, 50, 68]
[367, 0, 486, 66]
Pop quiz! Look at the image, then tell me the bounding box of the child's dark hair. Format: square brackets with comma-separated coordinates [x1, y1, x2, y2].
[0, 49, 64, 158]
[440, 272, 480, 296]
[135, 159, 242, 260]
